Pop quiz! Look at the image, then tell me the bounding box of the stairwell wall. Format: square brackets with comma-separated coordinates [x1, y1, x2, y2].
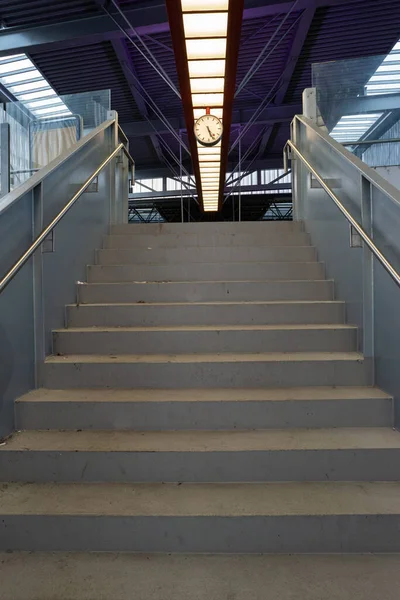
[0, 120, 127, 439]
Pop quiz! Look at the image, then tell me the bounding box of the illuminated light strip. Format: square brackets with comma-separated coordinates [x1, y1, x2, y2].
[166, 0, 243, 212]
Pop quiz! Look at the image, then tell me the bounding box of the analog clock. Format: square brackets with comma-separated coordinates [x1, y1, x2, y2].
[194, 114, 223, 147]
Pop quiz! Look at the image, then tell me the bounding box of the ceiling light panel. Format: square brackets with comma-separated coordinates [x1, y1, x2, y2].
[199, 161, 220, 167]
[197, 146, 222, 155]
[190, 77, 225, 93]
[183, 13, 228, 38]
[192, 92, 224, 107]
[182, 0, 229, 10]
[199, 155, 221, 162]
[189, 60, 226, 78]
[185, 38, 227, 59]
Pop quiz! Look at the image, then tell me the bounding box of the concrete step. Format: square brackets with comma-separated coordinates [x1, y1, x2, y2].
[104, 230, 311, 248]
[110, 221, 303, 236]
[53, 324, 357, 355]
[77, 279, 335, 304]
[42, 352, 369, 389]
[0, 428, 398, 482]
[1, 481, 400, 552]
[2, 554, 400, 599]
[96, 246, 317, 265]
[15, 387, 393, 431]
[67, 301, 345, 327]
[87, 261, 325, 283]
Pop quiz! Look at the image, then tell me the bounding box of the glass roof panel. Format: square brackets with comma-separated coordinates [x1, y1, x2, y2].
[0, 52, 72, 118]
[0, 58, 33, 74]
[331, 39, 400, 144]
[2, 70, 42, 85]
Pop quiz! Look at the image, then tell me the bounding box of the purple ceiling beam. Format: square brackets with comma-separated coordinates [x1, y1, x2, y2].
[258, 4, 316, 156]
[0, 0, 353, 57]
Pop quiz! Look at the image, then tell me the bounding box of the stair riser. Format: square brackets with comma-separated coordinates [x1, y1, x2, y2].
[1, 514, 400, 553]
[53, 328, 357, 355]
[42, 360, 369, 389]
[87, 262, 325, 283]
[67, 303, 345, 327]
[104, 232, 311, 249]
[77, 280, 335, 304]
[0, 448, 397, 482]
[96, 247, 317, 265]
[16, 398, 393, 431]
[110, 222, 303, 235]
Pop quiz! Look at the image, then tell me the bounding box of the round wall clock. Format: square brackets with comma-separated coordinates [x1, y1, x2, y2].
[194, 114, 223, 147]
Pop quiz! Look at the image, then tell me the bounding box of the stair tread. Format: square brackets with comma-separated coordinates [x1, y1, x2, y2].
[1, 481, 400, 516]
[69, 300, 343, 307]
[54, 324, 356, 333]
[100, 245, 315, 251]
[45, 351, 363, 364]
[91, 261, 323, 267]
[16, 387, 392, 404]
[80, 279, 334, 285]
[2, 428, 400, 452]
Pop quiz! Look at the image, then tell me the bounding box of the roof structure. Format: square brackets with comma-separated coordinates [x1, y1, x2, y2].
[0, 0, 399, 179]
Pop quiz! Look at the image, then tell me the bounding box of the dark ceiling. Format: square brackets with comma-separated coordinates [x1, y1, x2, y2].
[1, 0, 400, 177]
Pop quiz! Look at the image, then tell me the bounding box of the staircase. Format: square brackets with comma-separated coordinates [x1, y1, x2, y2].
[1, 220, 400, 553]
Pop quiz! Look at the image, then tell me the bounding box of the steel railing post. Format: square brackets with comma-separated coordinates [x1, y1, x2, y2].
[0, 122, 10, 198]
[361, 175, 375, 370]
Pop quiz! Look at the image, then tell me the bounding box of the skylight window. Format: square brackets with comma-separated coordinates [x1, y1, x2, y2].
[0, 53, 72, 119]
[0, 58, 33, 74]
[330, 114, 383, 143]
[365, 42, 400, 96]
[331, 39, 400, 144]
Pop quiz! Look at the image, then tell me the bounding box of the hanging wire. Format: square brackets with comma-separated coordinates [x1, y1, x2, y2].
[104, 1, 181, 98]
[235, 0, 301, 97]
[118, 58, 190, 154]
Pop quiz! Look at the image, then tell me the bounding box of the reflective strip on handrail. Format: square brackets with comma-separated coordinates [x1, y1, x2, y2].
[284, 139, 400, 289]
[0, 143, 125, 295]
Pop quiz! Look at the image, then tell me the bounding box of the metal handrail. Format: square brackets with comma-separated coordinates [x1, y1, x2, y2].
[284, 139, 400, 289]
[0, 141, 133, 294]
[343, 138, 400, 146]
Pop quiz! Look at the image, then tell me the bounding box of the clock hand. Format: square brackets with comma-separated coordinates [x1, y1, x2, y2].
[206, 126, 215, 138]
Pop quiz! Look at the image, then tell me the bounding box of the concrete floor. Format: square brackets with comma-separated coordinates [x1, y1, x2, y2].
[1, 553, 400, 600]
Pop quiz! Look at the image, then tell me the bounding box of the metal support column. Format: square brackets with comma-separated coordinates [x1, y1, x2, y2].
[108, 110, 118, 224]
[32, 182, 45, 386]
[0, 122, 10, 197]
[361, 175, 375, 371]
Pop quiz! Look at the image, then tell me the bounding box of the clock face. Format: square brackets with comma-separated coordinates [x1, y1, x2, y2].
[194, 114, 223, 147]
